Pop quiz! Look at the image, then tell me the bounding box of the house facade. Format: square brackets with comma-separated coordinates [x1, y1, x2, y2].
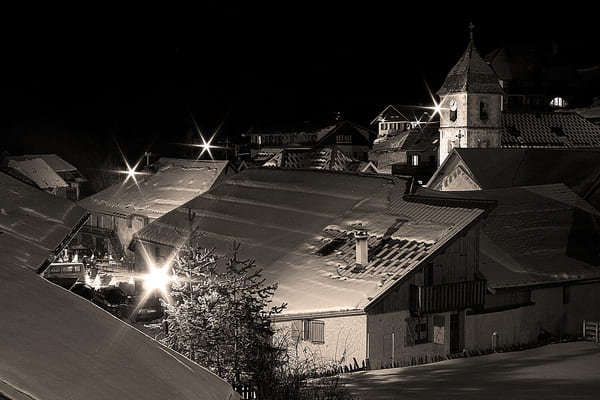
[245, 120, 376, 163]
[132, 168, 496, 370]
[77, 158, 234, 262]
[413, 184, 600, 354]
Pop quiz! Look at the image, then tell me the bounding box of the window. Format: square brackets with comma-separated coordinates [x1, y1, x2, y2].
[550, 97, 568, 108]
[290, 319, 325, 344]
[480, 101, 488, 120]
[406, 317, 428, 346]
[381, 123, 388, 130]
[450, 109, 457, 122]
[411, 155, 420, 166]
[477, 139, 489, 148]
[336, 135, 352, 144]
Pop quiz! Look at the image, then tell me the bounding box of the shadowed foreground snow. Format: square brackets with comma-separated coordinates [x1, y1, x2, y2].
[343, 341, 600, 399]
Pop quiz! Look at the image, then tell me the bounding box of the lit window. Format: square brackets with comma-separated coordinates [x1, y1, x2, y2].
[411, 155, 420, 166]
[550, 97, 568, 108]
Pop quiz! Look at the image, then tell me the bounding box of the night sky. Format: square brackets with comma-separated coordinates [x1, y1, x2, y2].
[1, 4, 599, 175]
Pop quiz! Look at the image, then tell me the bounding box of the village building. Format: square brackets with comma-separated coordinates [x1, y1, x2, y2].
[369, 122, 439, 181]
[371, 32, 600, 176]
[367, 105, 439, 180]
[76, 158, 235, 263]
[130, 167, 600, 370]
[0, 171, 238, 400]
[1, 154, 87, 201]
[244, 119, 376, 164]
[410, 183, 600, 354]
[435, 32, 600, 166]
[130, 168, 492, 370]
[483, 42, 590, 112]
[262, 145, 378, 173]
[427, 148, 600, 211]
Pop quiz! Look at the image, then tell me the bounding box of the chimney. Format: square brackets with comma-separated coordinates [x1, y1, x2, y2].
[354, 229, 368, 266]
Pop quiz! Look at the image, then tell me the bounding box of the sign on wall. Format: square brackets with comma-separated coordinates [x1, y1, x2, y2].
[433, 315, 445, 344]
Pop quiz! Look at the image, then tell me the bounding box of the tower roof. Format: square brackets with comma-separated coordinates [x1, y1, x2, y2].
[437, 37, 504, 96]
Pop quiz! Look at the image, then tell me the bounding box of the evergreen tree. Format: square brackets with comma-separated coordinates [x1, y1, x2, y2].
[162, 240, 285, 391]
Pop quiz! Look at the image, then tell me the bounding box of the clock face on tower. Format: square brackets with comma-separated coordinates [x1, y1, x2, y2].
[449, 98, 457, 112]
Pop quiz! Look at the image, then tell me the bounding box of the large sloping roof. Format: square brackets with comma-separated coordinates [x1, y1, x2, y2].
[134, 169, 487, 314]
[5, 158, 69, 190]
[437, 39, 503, 96]
[5, 154, 87, 184]
[415, 183, 600, 288]
[0, 172, 238, 400]
[0, 171, 88, 272]
[447, 148, 600, 205]
[12, 154, 78, 172]
[501, 112, 600, 147]
[78, 158, 232, 219]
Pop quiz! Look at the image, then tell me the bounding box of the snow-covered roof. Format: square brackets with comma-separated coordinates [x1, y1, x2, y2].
[11, 154, 78, 173]
[501, 112, 600, 148]
[415, 183, 600, 288]
[0, 171, 238, 400]
[134, 168, 487, 314]
[6, 158, 69, 190]
[0, 171, 88, 272]
[78, 158, 233, 219]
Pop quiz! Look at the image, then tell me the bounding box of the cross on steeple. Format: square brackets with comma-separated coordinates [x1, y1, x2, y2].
[469, 22, 475, 40]
[456, 131, 463, 148]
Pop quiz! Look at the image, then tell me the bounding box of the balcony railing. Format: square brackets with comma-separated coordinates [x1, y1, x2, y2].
[410, 280, 486, 315]
[81, 224, 115, 237]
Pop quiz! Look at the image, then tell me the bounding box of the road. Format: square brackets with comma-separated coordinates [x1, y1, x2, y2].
[343, 341, 600, 399]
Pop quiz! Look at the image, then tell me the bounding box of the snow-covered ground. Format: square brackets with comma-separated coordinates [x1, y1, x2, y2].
[343, 341, 600, 399]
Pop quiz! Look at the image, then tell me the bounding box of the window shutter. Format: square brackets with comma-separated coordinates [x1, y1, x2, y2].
[310, 320, 325, 344]
[405, 318, 416, 347]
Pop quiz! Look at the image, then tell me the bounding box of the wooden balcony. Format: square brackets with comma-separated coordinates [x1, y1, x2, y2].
[81, 224, 115, 237]
[410, 280, 486, 315]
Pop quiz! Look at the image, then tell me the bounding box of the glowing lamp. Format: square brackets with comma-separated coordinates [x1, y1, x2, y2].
[142, 265, 172, 296]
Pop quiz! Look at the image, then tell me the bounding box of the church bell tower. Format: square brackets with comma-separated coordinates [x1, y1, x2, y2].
[437, 24, 504, 166]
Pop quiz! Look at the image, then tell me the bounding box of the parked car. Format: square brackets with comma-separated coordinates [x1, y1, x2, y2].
[70, 282, 95, 300]
[92, 286, 164, 322]
[92, 286, 135, 319]
[134, 295, 164, 322]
